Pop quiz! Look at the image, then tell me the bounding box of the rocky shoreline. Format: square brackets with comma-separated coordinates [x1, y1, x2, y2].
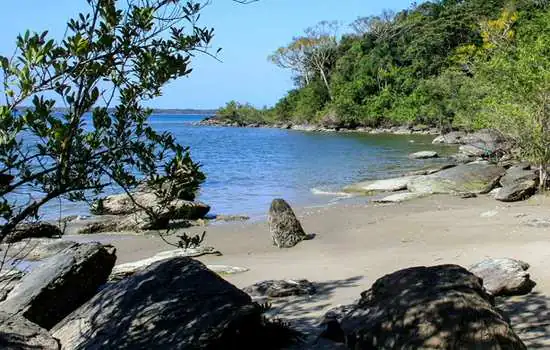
[198, 116, 440, 135]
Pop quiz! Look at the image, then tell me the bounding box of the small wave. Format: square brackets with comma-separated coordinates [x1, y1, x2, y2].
[311, 188, 354, 197]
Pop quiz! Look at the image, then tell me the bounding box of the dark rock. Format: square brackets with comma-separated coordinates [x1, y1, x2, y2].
[243, 279, 316, 298]
[268, 199, 311, 248]
[0, 243, 116, 329]
[0, 312, 59, 350]
[495, 180, 537, 202]
[4, 223, 62, 244]
[339, 265, 526, 349]
[0, 174, 14, 187]
[460, 192, 478, 199]
[408, 163, 506, 194]
[469, 258, 536, 296]
[52, 257, 294, 350]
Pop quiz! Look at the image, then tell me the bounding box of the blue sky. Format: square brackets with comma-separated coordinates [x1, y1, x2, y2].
[0, 0, 414, 109]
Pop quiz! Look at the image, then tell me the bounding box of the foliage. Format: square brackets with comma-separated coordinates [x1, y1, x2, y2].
[227, 0, 550, 130]
[0, 0, 215, 241]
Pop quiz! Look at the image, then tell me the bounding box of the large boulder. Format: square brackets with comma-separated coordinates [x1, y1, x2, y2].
[4, 222, 62, 244]
[93, 191, 210, 220]
[408, 163, 506, 194]
[495, 180, 538, 202]
[336, 265, 526, 349]
[343, 175, 418, 193]
[0, 312, 59, 350]
[458, 130, 510, 158]
[51, 258, 290, 349]
[268, 199, 310, 248]
[0, 269, 24, 302]
[469, 258, 536, 297]
[0, 243, 116, 329]
[372, 192, 426, 203]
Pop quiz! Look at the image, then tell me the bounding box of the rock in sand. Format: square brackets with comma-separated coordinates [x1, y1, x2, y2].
[495, 180, 538, 202]
[268, 199, 311, 248]
[335, 264, 526, 349]
[344, 175, 418, 193]
[469, 258, 536, 296]
[243, 279, 316, 298]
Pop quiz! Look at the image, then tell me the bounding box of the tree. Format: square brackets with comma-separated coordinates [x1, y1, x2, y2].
[350, 10, 396, 39]
[303, 21, 340, 100]
[0, 0, 246, 241]
[268, 37, 313, 87]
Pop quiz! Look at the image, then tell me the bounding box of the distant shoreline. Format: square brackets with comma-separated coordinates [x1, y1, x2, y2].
[14, 107, 217, 116]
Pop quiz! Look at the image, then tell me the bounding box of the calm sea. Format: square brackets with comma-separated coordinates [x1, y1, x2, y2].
[35, 114, 454, 220]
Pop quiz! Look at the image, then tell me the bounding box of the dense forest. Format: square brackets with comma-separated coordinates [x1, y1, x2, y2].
[217, 0, 550, 140]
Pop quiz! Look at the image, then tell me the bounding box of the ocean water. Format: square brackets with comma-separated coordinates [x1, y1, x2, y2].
[32, 114, 456, 220]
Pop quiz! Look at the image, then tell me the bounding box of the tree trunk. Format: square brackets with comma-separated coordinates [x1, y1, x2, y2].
[319, 68, 332, 101]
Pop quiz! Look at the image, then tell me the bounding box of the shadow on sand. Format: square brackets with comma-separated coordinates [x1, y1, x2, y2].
[498, 291, 550, 348]
[262, 275, 364, 334]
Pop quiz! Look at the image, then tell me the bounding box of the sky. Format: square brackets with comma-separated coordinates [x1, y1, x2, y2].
[0, 0, 415, 109]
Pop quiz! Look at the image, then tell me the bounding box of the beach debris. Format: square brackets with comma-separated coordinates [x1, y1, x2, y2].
[1, 243, 116, 329]
[268, 199, 312, 248]
[459, 192, 477, 199]
[480, 210, 499, 218]
[243, 279, 316, 298]
[330, 265, 526, 349]
[52, 258, 289, 349]
[469, 258, 536, 296]
[109, 246, 222, 281]
[409, 150, 438, 159]
[0, 312, 59, 350]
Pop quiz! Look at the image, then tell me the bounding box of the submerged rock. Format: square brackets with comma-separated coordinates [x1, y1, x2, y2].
[408, 163, 505, 194]
[268, 199, 311, 248]
[0, 243, 116, 329]
[469, 258, 536, 296]
[335, 265, 526, 349]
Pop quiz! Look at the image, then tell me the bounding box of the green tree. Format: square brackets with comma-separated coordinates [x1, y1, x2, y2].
[0, 0, 244, 240]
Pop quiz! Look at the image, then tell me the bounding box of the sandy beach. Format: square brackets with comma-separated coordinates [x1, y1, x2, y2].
[69, 194, 550, 347]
